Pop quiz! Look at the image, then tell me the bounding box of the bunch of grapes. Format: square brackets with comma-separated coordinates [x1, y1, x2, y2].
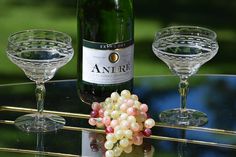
[88, 90, 155, 157]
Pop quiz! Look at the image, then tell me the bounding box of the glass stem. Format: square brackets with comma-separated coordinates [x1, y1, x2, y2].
[178, 76, 189, 115]
[36, 133, 44, 151]
[35, 82, 46, 115]
[36, 133, 44, 157]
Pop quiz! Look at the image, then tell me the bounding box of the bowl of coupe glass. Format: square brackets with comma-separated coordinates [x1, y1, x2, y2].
[88, 90, 156, 157]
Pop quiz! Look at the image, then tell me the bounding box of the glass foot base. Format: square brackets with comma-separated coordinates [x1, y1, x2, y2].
[159, 108, 208, 126]
[15, 113, 65, 133]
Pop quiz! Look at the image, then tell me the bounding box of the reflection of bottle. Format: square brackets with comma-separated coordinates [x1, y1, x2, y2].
[82, 131, 105, 156]
[83, 131, 155, 157]
[123, 143, 154, 157]
[77, 0, 134, 104]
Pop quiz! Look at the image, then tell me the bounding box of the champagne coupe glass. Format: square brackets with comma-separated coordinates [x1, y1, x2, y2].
[7, 29, 74, 132]
[152, 26, 218, 126]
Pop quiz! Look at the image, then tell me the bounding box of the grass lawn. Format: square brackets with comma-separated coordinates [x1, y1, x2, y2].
[0, 2, 236, 84]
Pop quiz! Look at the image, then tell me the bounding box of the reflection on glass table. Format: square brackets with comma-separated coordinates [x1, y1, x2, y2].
[0, 75, 236, 156]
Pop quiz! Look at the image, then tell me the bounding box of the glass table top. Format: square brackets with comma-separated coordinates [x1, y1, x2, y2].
[0, 75, 236, 156]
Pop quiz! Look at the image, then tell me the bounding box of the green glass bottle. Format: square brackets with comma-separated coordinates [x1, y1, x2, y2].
[77, 0, 134, 104]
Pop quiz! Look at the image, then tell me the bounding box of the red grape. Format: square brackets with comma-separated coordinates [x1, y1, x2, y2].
[90, 110, 99, 118]
[105, 126, 114, 134]
[142, 128, 152, 137]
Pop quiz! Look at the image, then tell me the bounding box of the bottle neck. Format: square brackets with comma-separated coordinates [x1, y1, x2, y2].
[77, 0, 134, 43]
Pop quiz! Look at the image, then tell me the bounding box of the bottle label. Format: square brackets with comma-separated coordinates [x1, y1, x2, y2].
[82, 40, 134, 85]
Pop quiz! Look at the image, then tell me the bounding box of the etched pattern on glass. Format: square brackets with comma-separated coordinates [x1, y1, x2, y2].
[6, 30, 74, 132]
[152, 26, 219, 126]
[7, 32, 73, 83]
[153, 29, 218, 77]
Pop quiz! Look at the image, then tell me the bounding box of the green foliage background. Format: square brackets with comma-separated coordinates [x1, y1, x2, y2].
[1, 1, 236, 156]
[0, 0, 236, 84]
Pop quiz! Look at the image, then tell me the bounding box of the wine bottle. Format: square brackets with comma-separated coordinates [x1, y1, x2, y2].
[77, 0, 134, 104]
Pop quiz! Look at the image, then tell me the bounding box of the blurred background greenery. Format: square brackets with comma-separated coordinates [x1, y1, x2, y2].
[1, 1, 236, 156]
[0, 0, 236, 84]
